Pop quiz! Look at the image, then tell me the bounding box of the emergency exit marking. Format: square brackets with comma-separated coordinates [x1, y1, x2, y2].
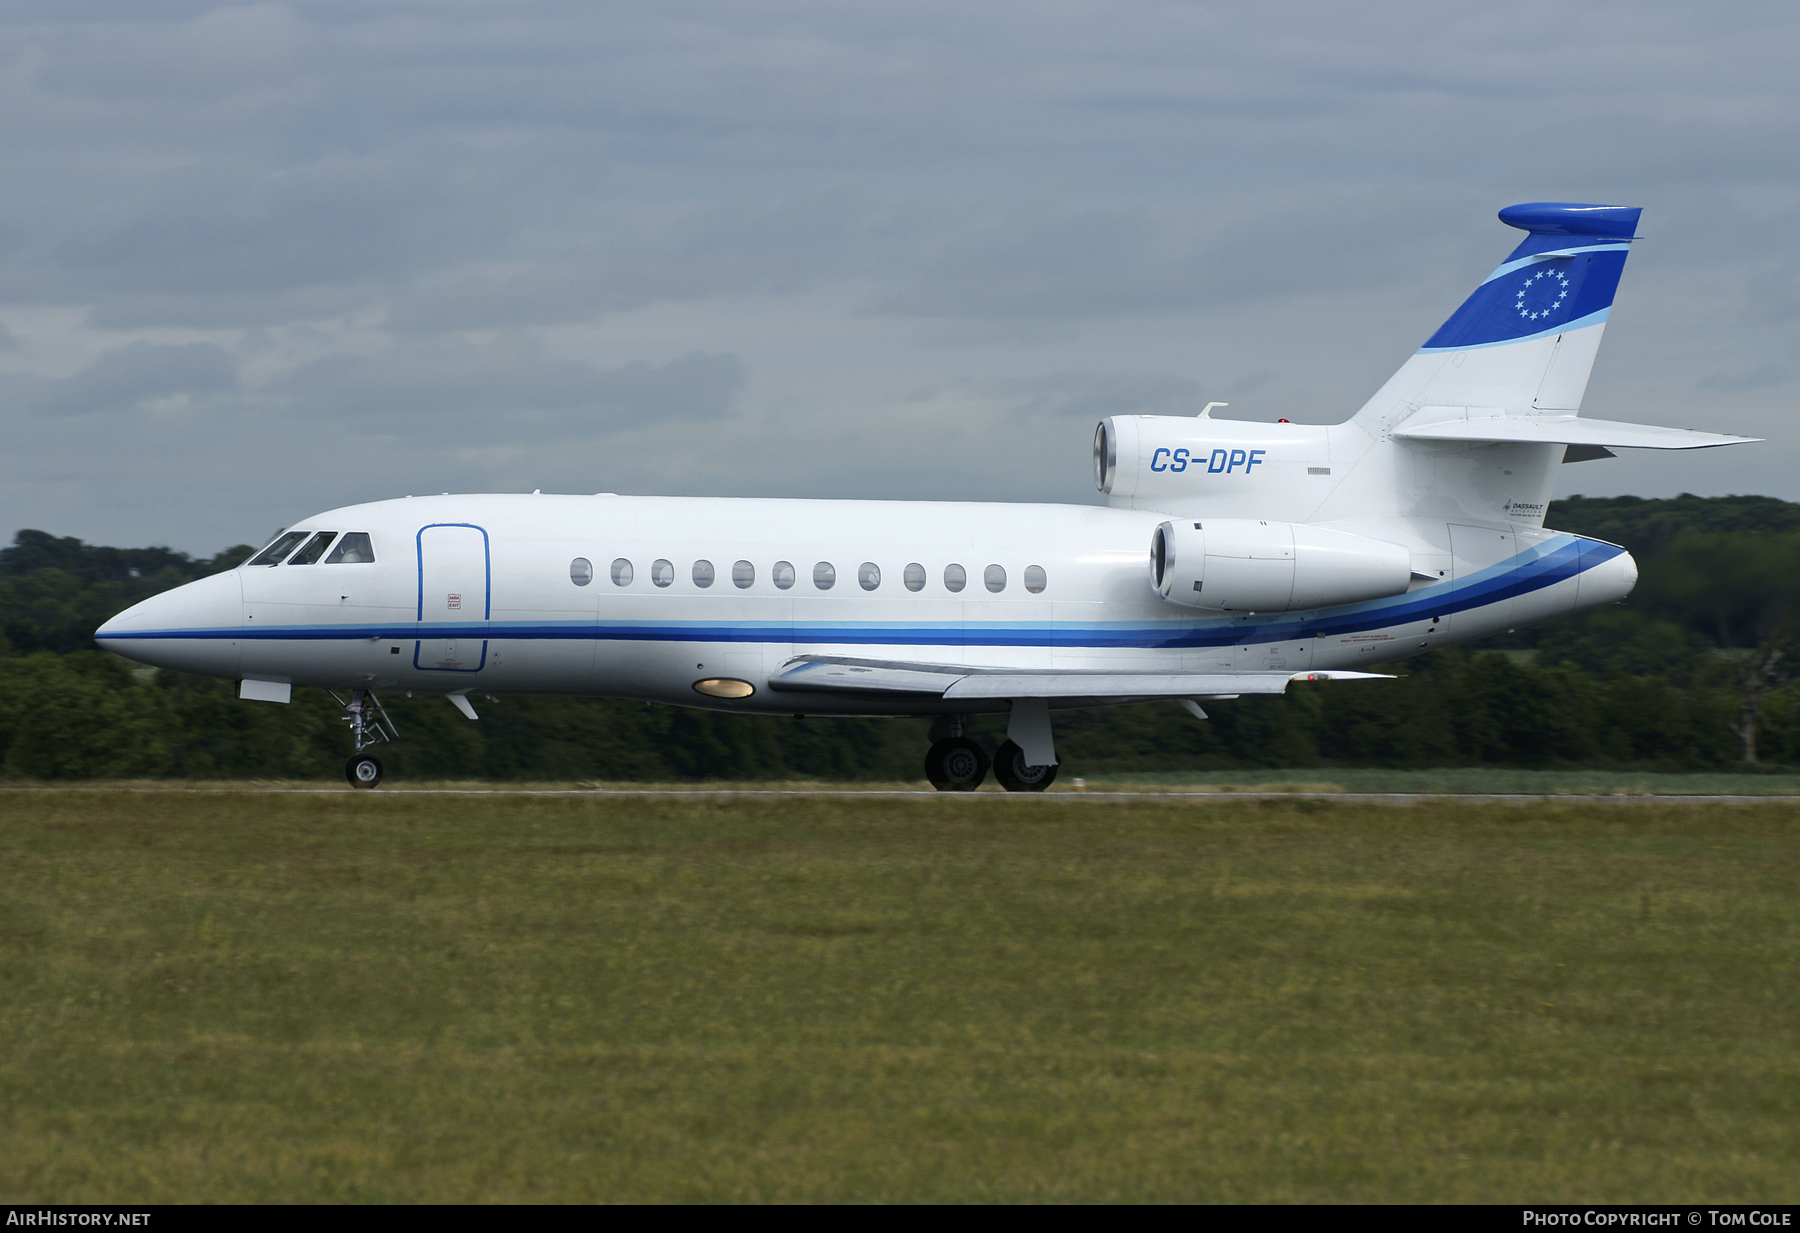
[447, 593, 462, 609]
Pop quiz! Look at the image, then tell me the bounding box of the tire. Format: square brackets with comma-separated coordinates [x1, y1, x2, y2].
[924, 737, 989, 791]
[992, 739, 1058, 792]
[346, 755, 384, 789]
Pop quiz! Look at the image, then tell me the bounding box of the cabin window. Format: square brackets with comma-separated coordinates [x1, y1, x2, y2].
[772, 561, 796, 590]
[944, 564, 966, 593]
[611, 558, 633, 586]
[903, 563, 926, 592]
[1024, 565, 1047, 594]
[732, 560, 755, 588]
[651, 559, 674, 588]
[985, 564, 1007, 593]
[813, 561, 836, 590]
[858, 562, 880, 591]
[693, 559, 715, 589]
[247, 531, 309, 566]
[286, 532, 338, 565]
[324, 532, 375, 564]
[570, 557, 593, 586]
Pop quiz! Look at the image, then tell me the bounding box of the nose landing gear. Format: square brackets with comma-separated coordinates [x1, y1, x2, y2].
[347, 754, 384, 788]
[330, 688, 398, 789]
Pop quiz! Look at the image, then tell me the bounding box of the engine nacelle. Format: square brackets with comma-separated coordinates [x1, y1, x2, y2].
[1150, 519, 1412, 612]
[1096, 414, 1330, 510]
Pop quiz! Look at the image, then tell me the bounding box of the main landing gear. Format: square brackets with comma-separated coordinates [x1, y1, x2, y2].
[993, 740, 1058, 793]
[331, 688, 398, 789]
[925, 734, 989, 791]
[925, 718, 1059, 793]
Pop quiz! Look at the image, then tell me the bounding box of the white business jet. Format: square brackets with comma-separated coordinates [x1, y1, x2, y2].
[98, 202, 1755, 790]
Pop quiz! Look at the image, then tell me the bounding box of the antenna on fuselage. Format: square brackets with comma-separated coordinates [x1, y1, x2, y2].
[1199, 402, 1228, 419]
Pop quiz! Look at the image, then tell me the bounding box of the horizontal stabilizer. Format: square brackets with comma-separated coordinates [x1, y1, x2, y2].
[1393, 412, 1757, 450]
[769, 656, 1391, 701]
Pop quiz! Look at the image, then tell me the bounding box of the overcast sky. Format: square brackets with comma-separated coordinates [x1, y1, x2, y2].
[2, 1, 1797, 553]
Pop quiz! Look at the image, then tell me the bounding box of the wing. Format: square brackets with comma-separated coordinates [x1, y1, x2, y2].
[766, 655, 1391, 702]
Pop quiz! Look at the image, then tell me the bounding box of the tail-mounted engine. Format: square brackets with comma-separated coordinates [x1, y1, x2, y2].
[1150, 519, 1412, 613]
[1096, 414, 1329, 510]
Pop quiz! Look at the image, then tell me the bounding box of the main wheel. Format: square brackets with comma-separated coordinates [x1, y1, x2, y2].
[992, 739, 1058, 793]
[925, 737, 989, 791]
[346, 754, 384, 789]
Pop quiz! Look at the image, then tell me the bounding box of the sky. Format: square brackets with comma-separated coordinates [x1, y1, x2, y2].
[2, 1, 1797, 554]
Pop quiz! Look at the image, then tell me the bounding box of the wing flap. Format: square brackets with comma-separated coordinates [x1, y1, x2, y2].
[767, 656, 1391, 700]
[768, 658, 968, 695]
[944, 673, 1289, 699]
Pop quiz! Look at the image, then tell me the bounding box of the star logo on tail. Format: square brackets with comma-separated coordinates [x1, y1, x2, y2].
[1514, 265, 1573, 322]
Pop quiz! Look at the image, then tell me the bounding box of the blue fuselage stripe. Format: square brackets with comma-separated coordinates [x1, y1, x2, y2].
[96, 537, 1620, 651]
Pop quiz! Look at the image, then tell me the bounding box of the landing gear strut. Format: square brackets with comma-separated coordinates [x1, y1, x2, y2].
[925, 717, 988, 791]
[330, 688, 398, 789]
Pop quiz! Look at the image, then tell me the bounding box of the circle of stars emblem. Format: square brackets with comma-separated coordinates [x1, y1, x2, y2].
[1514, 266, 1572, 322]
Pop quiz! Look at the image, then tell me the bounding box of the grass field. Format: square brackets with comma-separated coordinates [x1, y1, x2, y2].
[1083, 768, 1800, 795]
[2, 790, 1796, 1202]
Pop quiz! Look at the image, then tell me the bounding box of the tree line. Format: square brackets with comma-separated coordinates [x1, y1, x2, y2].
[2, 495, 1798, 780]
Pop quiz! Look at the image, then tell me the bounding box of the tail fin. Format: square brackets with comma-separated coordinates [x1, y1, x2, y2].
[1354, 202, 1640, 423]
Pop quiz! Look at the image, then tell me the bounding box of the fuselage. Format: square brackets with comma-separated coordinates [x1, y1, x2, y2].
[97, 491, 1637, 715]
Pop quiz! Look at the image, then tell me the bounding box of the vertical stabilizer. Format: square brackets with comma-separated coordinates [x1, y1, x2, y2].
[1317, 204, 1642, 533]
[1352, 202, 1640, 426]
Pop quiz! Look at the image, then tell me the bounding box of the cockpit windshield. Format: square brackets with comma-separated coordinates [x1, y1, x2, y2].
[286, 531, 338, 565]
[247, 531, 310, 566]
[325, 532, 375, 564]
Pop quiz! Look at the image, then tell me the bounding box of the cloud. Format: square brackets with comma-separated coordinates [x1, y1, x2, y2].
[275, 344, 742, 429]
[29, 341, 238, 416]
[1698, 362, 1795, 394]
[872, 199, 1434, 320]
[1, 1, 1799, 550]
[984, 372, 1202, 420]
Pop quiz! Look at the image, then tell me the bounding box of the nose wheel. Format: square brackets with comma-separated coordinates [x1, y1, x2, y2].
[346, 755, 384, 789]
[925, 737, 989, 791]
[330, 688, 398, 789]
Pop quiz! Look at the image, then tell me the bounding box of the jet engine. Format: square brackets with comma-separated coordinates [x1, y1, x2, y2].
[1150, 519, 1412, 612]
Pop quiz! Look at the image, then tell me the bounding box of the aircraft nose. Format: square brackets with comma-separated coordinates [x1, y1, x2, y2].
[96, 570, 245, 679]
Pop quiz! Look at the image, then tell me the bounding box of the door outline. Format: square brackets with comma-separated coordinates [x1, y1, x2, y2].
[415, 523, 491, 673]
[1448, 523, 1519, 635]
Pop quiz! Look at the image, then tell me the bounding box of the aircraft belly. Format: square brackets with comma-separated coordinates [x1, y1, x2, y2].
[1321, 617, 1436, 666]
[240, 637, 372, 688]
[481, 636, 596, 692]
[1244, 636, 1313, 673]
[239, 603, 412, 686]
[135, 637, 244, 679]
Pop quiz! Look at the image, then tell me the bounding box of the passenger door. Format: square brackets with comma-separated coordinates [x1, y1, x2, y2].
[416, 523, 490, 673]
